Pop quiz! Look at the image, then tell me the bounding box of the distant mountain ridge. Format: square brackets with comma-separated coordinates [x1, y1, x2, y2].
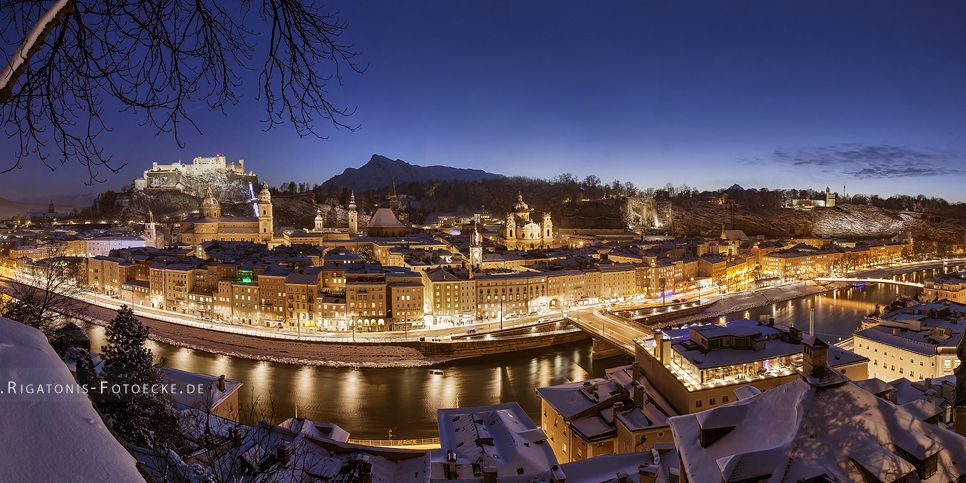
[0, 196, 44, 218]
[320, 154, 503, 192]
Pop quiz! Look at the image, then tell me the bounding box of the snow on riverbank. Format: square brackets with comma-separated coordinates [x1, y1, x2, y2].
[655, 260, 958, 328]
[147, 332, 442, 368]
[657, 281, 835, 328]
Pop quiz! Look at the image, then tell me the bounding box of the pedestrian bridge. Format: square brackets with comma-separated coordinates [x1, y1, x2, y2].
[815, 277, 924, 288]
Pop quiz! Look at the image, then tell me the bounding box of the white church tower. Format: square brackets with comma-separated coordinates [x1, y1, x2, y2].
[347, 192, 358, 235]
[314, 208, 325, 232]
[257, 182, 274, 243]
[469, 222, 483, 271]
[144, 210, 157, 248]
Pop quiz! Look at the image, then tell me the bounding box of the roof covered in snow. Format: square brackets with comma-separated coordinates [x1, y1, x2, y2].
[159, 367, 242, 412]
[434, 402, 556, 480]
[670, 373, 966, 482]
[0, 317, 144, 481]
[855, 301, 966, 355]
[670, 319, 868, 370]
[536, 366, 674, 441]
[205, 421, 430, 482]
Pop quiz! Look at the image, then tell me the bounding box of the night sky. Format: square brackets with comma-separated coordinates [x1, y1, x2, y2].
[4, 1, 966, 202]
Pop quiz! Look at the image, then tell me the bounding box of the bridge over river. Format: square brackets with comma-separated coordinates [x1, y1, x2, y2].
[815, 277, 924, 288]
[564, 309, 650, 358]
[566, 265, 950, 359]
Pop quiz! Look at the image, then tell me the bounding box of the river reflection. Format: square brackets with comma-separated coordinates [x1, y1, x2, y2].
[736, 283, 919, 342]
[81, 265, 954, 438]
[84, 324, 628, 438]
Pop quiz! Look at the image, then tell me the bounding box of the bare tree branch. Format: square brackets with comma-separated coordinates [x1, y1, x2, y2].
[0, 0, 362, 185]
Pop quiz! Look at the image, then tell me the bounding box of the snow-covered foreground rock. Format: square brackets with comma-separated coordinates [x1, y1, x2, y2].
[0, 317, 144, 481]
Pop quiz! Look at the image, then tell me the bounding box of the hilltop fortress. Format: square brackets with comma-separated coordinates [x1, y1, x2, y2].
[133, 153, 258, 195]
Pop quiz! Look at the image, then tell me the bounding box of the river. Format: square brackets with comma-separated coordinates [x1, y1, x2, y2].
[81, 265, 954, 439]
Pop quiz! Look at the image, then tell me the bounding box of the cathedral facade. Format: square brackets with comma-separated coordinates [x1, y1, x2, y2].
[501, 193, 554, 250]
[178, 184, 275, 246]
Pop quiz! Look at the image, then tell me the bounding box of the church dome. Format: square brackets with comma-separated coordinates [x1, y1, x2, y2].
[513, 192, 529, 213]
[200, 187, 220, 218]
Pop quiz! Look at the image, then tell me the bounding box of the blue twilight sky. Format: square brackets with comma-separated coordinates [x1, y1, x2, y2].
[3, 0, 966, 202]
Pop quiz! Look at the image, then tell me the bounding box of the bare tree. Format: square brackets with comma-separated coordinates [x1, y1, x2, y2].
[0, 0, 363, 184]
[0, 252, 86, 334]
[137, 392, 326, 482]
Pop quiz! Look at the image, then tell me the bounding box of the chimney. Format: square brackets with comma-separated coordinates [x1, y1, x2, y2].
[217, 375, 226, 392]
[550, 464, 567, 483]
[803, 337, 828, 377]
[925, 378, 932, 391]
[228, 426, 241, 445]
[631, 382, 646, 407]
[276, 443, 291, 467]
[617, 472, 629, 483]
[445, 450, 457, 479]
[639, 465, 658, 483]
[955, 407, 966, 438]
[358, 461, 373, 483]
[482, 466, 498, 483]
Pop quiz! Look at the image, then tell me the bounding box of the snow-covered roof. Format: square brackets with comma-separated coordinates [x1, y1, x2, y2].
[670, 374, 966, 482]
[277, 418, 350, 442]
[159, 367, 242, 412]
[0, 317, 144, 481]
[206, 421, 430, 482]
[537, 367, 674, 441]
[856, 302, 966, 355]
[669, 320, 867, 370]
[434, 402, 557, 480]
[890, 375, 956, 407]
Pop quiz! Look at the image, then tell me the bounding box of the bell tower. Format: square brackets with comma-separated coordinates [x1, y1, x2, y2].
[347, 192, 358, 235]
[504, 212, 515, 240]
[144, 210, 157, 248]
[257, 182, 273, 242]
[469, 222, 483, 271]
[542, 212, 553, 240]
[314, 208, 325, 232]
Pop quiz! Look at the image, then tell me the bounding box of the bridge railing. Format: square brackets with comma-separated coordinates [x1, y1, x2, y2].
[347, 437, 440, 448]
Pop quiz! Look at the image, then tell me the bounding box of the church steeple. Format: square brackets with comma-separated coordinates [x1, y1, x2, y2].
[144, 209, 157, 248]
[314, 208, 325, 232]
[258, 181, 272, 203]
[347, 191, 358, 235]
[469, 221, 483, 275]
[257, 182, 273, 242]
[388, 180, 400, 212]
